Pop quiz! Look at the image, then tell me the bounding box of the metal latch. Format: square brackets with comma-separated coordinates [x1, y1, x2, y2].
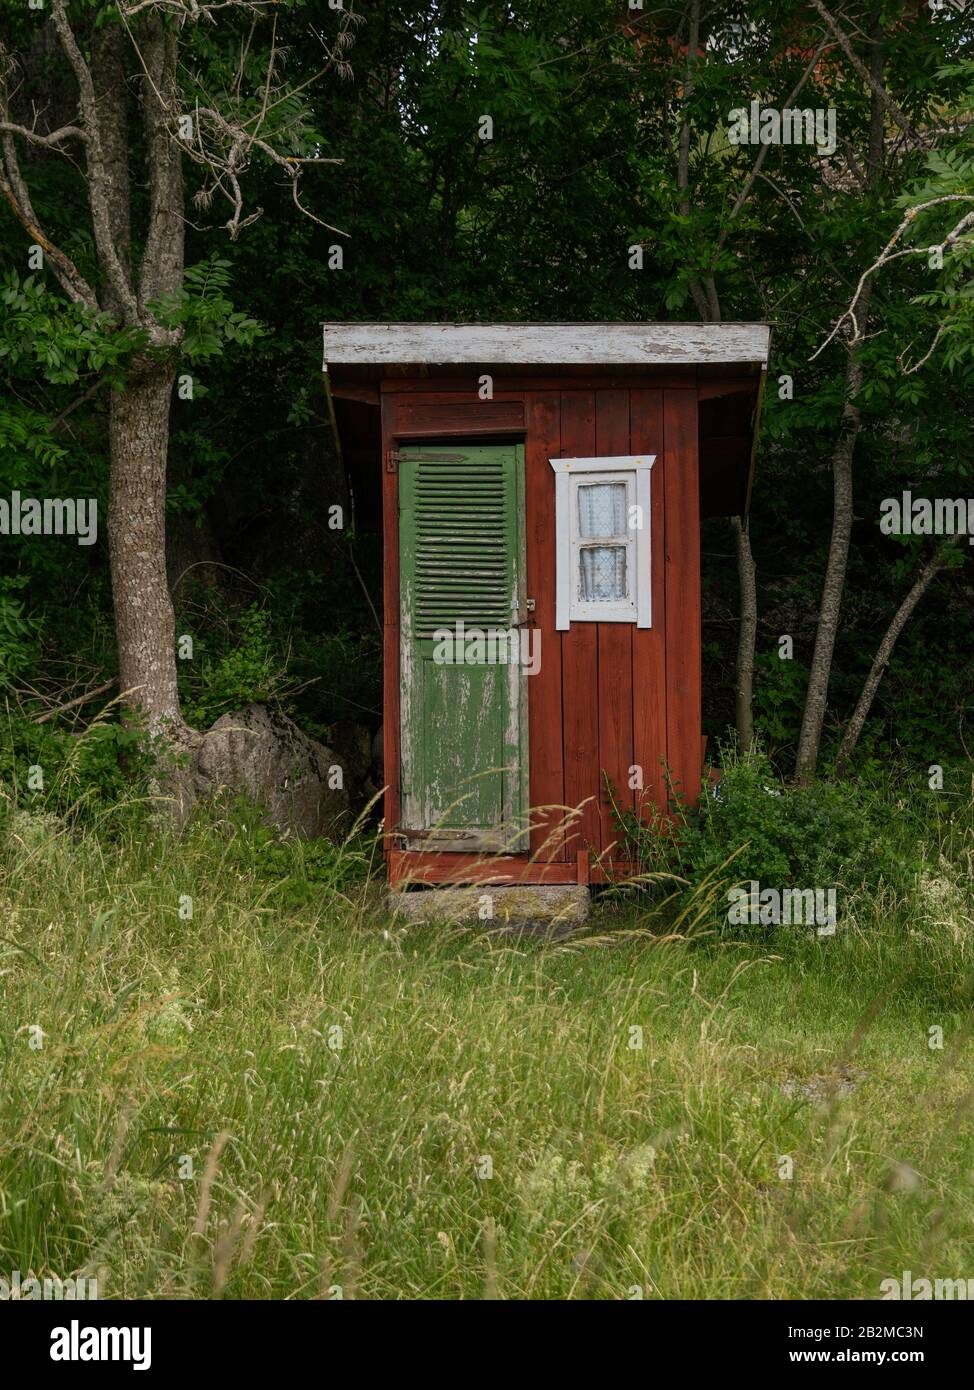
[512, 597, 536, 627]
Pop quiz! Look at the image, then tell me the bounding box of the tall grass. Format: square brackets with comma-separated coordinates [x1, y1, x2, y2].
[1, 781, 973, 1299]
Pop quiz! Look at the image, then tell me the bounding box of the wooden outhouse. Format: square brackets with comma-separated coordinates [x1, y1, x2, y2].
[322, 323, 770, 889]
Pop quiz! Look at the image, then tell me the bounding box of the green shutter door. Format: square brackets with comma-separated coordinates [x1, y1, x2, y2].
[399, 443, 527, 851]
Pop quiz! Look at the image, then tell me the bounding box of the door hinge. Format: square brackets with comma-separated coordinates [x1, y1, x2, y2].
[389, 450, 467, 471]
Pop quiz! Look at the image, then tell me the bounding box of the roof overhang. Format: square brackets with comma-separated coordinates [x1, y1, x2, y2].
[322, 321, 770, 369]
[321, 322, 772, 520]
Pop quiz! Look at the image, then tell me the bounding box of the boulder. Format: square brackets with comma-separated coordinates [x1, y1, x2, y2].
[194, 703, 350, 841]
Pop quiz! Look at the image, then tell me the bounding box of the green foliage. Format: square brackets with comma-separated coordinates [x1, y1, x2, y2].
[0, 577, 40, 685]
[0, 706, 153, 826]
[0, 272, 139, 383]
[895, 144, 974, 373]
[175, 574, 381, 737]
[212, 795, 378, 909]
[688, 751, 901, 898]
[751, 649, 809, 755]
[149, 256, 264, 361]
[178, 603, 294, 727]
[619, 750, 919, 928]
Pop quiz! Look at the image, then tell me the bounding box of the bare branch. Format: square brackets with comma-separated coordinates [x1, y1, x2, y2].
[0, 48, 97, 305]
[812, 195, 974, 360]
[33, 679, 118, 725]
[50, 378, 106, 434]
[118, 0, 278, 22]
[0, 119, 86, 149]
[0, 133, 98, 308]
[716, 31, 833, 254]
[119, 3, 355, 241]
[809, 0, 920, 146]
[835, 540, 959, 775]
[899, 320, 950, 375]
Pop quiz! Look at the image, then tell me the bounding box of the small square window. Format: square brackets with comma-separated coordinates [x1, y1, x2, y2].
[550, 455, 655, 630]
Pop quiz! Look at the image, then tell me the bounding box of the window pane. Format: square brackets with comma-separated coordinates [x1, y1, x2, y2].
[578, 482, 626, 538]
[579, 545, 627, 601]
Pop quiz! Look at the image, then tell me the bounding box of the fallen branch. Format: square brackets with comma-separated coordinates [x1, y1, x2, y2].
[32, 678, 118, 725]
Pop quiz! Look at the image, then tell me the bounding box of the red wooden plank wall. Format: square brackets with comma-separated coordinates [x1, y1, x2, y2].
[379, 381, 702, 877]
[525, 393, 564, 861]
[630, 390, 666, 822]
[662, 389, 702, 811]
[558, 390, 600, 861]
[594, 389, 633, 856]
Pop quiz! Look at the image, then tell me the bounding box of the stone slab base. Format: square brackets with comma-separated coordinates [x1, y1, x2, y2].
[388, 884, 590, 936]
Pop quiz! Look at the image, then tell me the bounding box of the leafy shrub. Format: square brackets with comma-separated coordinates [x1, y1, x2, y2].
[619, 748, 913, 927]
[175, 579, 381, 738]
[751, 648, 808, 755]
[691, 750, 894, 890]
[0, 577, 39, 686]
[0, 707, 153, 827]
[178, 603, 294, 727]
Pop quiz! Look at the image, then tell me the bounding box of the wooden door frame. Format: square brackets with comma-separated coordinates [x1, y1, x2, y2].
[397, 440, 528, 853]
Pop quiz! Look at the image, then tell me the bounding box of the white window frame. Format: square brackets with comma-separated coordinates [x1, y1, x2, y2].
[549, 454, 655, 631]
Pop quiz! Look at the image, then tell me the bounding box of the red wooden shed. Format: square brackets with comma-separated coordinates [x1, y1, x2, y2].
[322, 323, 770, 891]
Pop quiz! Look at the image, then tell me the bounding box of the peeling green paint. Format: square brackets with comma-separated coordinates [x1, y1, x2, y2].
[399, 444, 527, 849]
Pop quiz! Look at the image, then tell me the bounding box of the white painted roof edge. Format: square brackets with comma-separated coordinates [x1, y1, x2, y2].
[321, 322, 771, 368]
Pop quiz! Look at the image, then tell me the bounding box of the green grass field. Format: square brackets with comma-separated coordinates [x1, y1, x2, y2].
[1, 798, 973, 1300]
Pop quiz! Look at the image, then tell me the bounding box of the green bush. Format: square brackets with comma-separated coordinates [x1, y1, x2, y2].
[619, 748, 915, 928]
[692, 751, 894, 890]
[174, 588, 381, 738]
[0, 577, 40, 686]
[178, 603, 293, 727]
[0, 707, 153, 828]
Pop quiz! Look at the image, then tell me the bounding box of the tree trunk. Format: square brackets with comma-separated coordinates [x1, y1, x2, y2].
[732, 515, 757, 749]
[793, 348, 865, 782]
[834, 542, 954, 776]
[793, 23, 885, 784]
[108, 364, 189, 741]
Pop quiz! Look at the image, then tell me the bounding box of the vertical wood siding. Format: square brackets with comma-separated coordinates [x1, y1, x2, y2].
[525, 393, 565, 860]
[630, 389, 667, 820]
[594, 388, 634, 856]
[663, 390, 702, 812]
